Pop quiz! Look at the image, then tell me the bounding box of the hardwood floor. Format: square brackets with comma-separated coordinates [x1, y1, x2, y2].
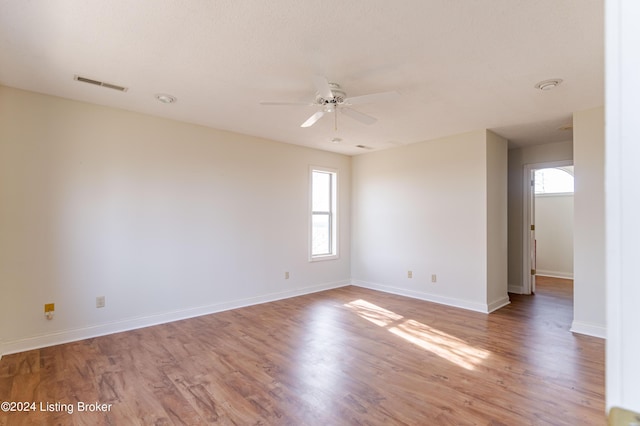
[0, 278, 604, 425]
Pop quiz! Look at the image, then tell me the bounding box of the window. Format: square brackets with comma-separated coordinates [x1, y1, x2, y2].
[534, 167, 574, 195]
[310, 167, 338, 260]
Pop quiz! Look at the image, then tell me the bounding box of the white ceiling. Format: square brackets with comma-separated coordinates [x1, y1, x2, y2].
[0, 1, 603, 155]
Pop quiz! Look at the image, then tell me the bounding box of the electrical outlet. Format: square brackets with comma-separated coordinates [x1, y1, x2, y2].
[408, 270, 413, 278]
[44, 303, 54, 320]
[431, 274, 437, 283]
[96, 296, 105, 308]
[285, 271, 290, 279]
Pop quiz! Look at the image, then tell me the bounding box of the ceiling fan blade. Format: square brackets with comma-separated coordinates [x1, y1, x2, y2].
[341, 107, 377, 125]
[312, 75, 334, 100]
[260, 101, 313, 106]
[345, 90, 400, 106]
[301, 111, 326, 128]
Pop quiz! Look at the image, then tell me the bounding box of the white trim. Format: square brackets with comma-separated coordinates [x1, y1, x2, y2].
[522, 160, 574, 295]
[606, 0, 623, 410]
[0, 280, 350, 358]
[309, 254, 339, 262]
[570, 320, 606, 339]
[309, 165, 339, 262]
[534, 192, 574, 198]
[351, 279, 502, 314]
[606, 0, 640, 413]
[523, 164, 534, 294]
[487, 296, 511, 313]
[508, 283, 525, 294]
[535, 271, 574, 280]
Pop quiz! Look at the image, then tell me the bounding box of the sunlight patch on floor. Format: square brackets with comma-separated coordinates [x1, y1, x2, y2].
[389, 319, 489, 370]
[345, 299, 490, 370]
[344, 299, 404, 327]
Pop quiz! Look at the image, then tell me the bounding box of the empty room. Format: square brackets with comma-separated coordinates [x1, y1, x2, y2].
[2, 1, 639, 424]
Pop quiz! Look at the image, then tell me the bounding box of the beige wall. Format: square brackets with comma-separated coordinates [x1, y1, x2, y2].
[486, 131, 509, 308]
[0, 86, 351, 355]
[572, 106, 605, 336]
[535, 193, 574, 278]
[351, 129, 509, 312]
[507, 141, 573, 292]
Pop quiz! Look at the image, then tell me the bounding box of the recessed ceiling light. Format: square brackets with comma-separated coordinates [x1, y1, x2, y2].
[155, 93, 177, 104]
[535, 79, 563, 91]
[331, 138, 342, 144]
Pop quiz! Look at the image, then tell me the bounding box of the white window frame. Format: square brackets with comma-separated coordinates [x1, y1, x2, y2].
[309, 166, 338, 261]
[534, 167, 575, 195]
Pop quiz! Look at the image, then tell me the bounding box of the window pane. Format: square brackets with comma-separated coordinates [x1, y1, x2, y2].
[310, 168, 337, 260]
[535, 168, 574, 194]
[312, 213, 331, 255]
[312, 171, 331, 211]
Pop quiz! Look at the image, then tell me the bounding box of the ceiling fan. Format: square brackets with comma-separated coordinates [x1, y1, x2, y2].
[260, 76, 400, 129]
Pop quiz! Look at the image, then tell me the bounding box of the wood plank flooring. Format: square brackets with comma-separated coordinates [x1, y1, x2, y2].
[0, 278, 604, 425]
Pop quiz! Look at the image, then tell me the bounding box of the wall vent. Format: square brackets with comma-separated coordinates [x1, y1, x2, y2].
[74, 75, 128, 92]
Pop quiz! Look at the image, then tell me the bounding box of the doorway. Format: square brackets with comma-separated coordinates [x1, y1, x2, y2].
[522, 160, 574, 295]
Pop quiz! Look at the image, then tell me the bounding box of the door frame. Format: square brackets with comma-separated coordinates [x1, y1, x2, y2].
[522, 160, 574, 294]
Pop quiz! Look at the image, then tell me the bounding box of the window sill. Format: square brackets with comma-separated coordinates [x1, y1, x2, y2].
[309, 254, 339, 262]
[534, 192, 574, 197]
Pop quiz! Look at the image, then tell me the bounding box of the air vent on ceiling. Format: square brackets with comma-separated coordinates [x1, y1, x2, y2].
[74, 75, 128, 92]
[356, 145, 374, 150]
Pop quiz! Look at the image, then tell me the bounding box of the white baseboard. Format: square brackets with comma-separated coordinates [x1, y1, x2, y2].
[487, 296, 511, 313]
[570, 320, 606, 339]
[351, 279, 502, 314]
[508, 283, 525, 294]
[0, 280, 350, 359]
[536, 270, 574, 279]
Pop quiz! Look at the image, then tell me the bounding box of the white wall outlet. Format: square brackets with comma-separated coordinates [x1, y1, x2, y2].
[285, 271, 290, 279]
[431, 274, 437, 283]
[96, 296, 105, 308]
[408, 270, 413, 278]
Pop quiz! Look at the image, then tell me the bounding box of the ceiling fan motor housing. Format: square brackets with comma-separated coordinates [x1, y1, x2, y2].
[316, 83, 346, 105]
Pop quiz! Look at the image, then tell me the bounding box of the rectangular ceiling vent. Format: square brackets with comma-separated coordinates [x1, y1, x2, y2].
[74, 75, 128, 92]
[356, 145, 374, 150]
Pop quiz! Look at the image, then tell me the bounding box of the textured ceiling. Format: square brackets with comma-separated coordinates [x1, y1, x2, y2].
[0, 1, 603, 155]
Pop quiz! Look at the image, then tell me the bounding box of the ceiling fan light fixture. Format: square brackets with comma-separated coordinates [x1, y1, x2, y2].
[535, 79, 563, 91]
[262, 75, 398, 129]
